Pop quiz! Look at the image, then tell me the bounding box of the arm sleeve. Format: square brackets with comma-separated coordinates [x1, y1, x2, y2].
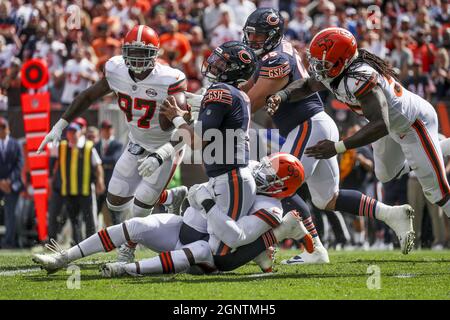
[168, 73, 187, 95]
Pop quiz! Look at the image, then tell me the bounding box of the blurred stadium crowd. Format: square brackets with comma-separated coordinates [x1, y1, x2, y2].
[0, 0, 449, 251]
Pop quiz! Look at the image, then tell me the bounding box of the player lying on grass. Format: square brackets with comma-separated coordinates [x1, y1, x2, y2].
[32, 153, 312, 276]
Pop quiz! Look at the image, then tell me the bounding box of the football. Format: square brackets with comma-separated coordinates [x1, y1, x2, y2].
[159, 93, 191, 131]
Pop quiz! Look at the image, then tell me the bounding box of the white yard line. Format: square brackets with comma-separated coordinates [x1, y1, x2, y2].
[0, 267, 41, 276]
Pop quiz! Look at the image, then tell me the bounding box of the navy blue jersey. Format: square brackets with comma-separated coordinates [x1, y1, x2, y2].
[253, 40, 324, 137]
[198, 83, 250, 177]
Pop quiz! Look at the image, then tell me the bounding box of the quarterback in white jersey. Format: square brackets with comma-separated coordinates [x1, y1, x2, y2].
[268, 27, 450, 220]
[38, 25, 189, 222]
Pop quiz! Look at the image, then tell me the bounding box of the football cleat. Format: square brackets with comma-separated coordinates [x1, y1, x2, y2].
[32, 239, 69, 274]
[381, 205, 415, 255]
[166, 186, 188, 215]
[281, 245, 330, 265]
[117, 243, 136, 263]
[100, 262, 130, 278]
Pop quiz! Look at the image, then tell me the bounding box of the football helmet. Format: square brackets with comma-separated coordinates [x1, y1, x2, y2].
[201, 41, 257, 85]
[307, 27, 358, 81]
[122, 25, 160, 74]
[243, 8, 284, 56]
[253, 152, 304, 199]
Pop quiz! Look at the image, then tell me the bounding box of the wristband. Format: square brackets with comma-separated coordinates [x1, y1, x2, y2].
[172, 116, 187, 129]
[277, 90, 290, 103]
[148, 153, 163, 166]
[334, 140, 347, 154]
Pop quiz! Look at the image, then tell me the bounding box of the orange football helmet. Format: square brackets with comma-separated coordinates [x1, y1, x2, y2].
[122, 25, 160, 74]
[307, 27, 358, 81]
[253, 152, 305, 199]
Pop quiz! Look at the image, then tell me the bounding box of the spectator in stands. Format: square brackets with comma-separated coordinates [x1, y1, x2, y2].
[404, 60, 436, 101]
[1, 57, 23, 109]
[53, 123, 104, 244]
[210, 8, 242, 49]
[59, 46, 98, 108]
[339, 124, 375, 249]
[388, 32, 414, 82]
[91, 23, 121, 72]
[287, 6, 313, 44]
[228, 0, 256, 29]
[159, 19, 192, 70]
[432, 48, 450, 100]
[313, 1, 338, 30]
[0, 117, 23, 248]
[95, 120, 123, 225]
[411, 28, 437, 73]
[203, 0, 235, 37]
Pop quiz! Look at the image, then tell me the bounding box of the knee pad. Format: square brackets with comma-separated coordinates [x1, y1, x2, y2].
[311, 194, 333, 211]
[124, 217, 156, 241]
[106, 198, 133, 212]
[134, 184, 160, 208]
[184, 240, 213, 264]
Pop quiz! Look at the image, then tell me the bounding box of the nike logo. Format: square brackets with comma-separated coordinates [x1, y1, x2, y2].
[267, 60, 277, 65]
[399, 134, 406, 139]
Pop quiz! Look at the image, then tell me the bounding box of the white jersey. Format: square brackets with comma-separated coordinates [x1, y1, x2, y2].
[248, 195, 283, 224]
[105, 55, 187, 151]
[182, 194, 283, 234]
[61, 58, 98, 104]
[322, 62, 425, 134]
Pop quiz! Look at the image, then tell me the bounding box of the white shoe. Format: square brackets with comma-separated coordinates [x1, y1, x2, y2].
[278, 211, 308, 240]
[381, 205, 415, 255]
[432, 244, 444, 251]
[100, 262, 130, 278]
[166, 186, 188, 215]
[253, 247, 276, 273]
[281, 245, 330, 265]
[32, 239, 69, 274]
[117, 243, 136, 263]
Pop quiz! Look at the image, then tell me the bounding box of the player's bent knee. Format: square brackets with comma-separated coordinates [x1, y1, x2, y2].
[311, 194, 335, 211]
[184, 240, 212, 263]
[123, 217, 156, 240]
[132, 200, 154, 217]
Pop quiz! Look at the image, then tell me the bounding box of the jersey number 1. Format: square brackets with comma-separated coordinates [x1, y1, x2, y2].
[117, 92, 156, 128]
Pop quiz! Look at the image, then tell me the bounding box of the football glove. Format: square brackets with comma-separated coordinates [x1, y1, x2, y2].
[37, 119, 69, 153]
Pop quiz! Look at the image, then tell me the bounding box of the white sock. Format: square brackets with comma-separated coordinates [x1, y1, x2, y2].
[136, 250, 190, 275]
[374, 201, 392, 221]
[313, 236, 323, 248]
[67, 224, 127, 261]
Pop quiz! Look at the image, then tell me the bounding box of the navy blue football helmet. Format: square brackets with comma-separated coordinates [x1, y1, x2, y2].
[243, 8, 284, 57]
[201, 41, 257, 85]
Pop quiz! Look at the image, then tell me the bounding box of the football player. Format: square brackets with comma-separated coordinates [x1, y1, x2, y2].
[240, 9, 416, 264]
[37, 25, 188, 224]
[32, 153, 311, 276]
[159, 41, 260, 260]
[266, 27, 450, 255]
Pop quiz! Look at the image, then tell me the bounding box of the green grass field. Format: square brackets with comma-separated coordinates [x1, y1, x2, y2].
[0, 249, 449, 300]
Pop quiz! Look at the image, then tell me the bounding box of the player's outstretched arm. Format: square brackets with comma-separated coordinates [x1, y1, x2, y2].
[37, 78, 112, 153]
[265, 77, 326, 115]
[62, 77, 112, 121]
[304, 86, 389, 159]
